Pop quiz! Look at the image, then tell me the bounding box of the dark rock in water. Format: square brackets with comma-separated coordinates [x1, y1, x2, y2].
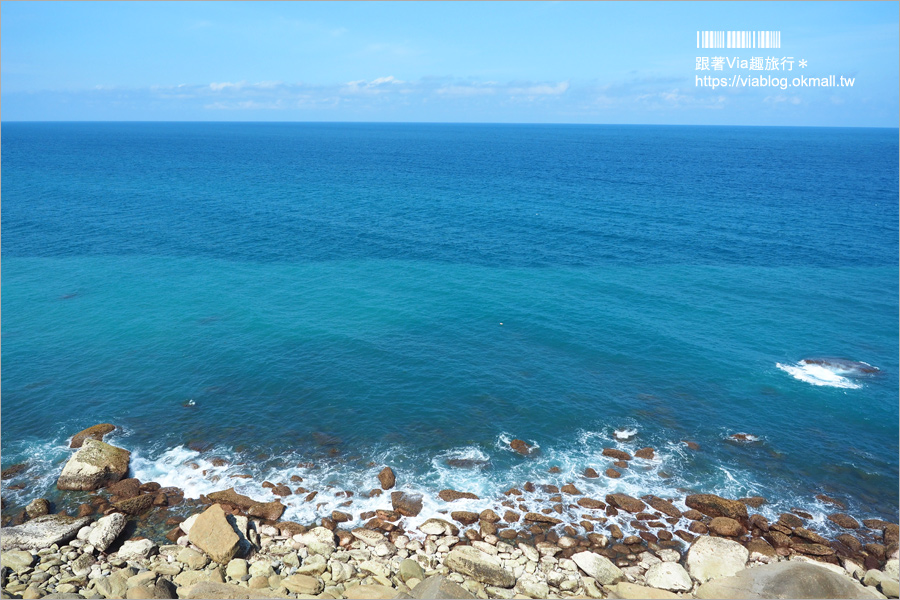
[884, 523, 899, 546]
[583, 467, 599, 478]
[1, 463, 29, 480]
[524, 512, 562, 525]
[675, 530, 695, 543]
[312, 432, 342, 446]
[446, 458, 490, 469]
[685, 494, 748, 522]
[480, 509, 500, 523]
[376, 509, 401, 522]
[112, 494, 154, 516]
[605, 494, 645, 513]
[206, 488, 285, 521]
[634, 447, 655, 460]
[548, 466, 561, 473]
[613, 460, 629, 469]
[816, 494, 847, 509]
[391, 491, 424, 517]
[864, 542, 886, 561]
[791, 508, 814, 520]
[561, 484, 581, 495]
[775, 512, 805, 529]
[608, 524, 623, 539]
[827, 513, 860, 529]
[76, 503, 95, 518]
[70, 423, 116, 449]
[605, 468, 622, 479]
[602, 448, 632, 461]
[862, 518, 890, 531]
[331, 510, 352, 523]
[271, 484, 291, 497]
[108, 478, 142, 500]
[438, 489, 479, 502]
[509, 439, 534, 456]
[451, 511, 480, 526]
[577, 498, 606, 510]
[739, 496, 767, 509]
[57, 440, 130, 491]
[0, 514, 91, 550]
[730, 433, 759, 443]
[139, 481, 161, 493]
[642, 496, 681, 518]
[523, 481, 536, 493]
[709, 517, 745, 537]
[682, 440, 700, 451]
[25, 498, 51, 520]
[377, 467, 396, 490]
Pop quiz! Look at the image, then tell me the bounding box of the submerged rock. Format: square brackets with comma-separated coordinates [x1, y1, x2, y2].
[57, 439, 131, 491]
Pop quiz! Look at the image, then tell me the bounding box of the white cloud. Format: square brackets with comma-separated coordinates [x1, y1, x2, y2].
[509, 81, 569, 96]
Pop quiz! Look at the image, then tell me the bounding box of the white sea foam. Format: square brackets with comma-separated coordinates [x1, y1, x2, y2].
[614, 428, 638, 440]
[777, 362, 862, 389]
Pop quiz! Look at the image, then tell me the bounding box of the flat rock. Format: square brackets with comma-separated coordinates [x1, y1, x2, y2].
[605, 493, 645, 513]
[85, 512, 128, 552]
[571, 550, 624, 585]
[70, 423, 116, 448]
[602, 448, 632, 461]
[0, 514, 91, 550]
[351, 528, 385, 546]
[438, 489, 479, 502]
[281, 574, 324, 595]
[645, 562, 692, 592]
[445, 545, 516, 587]
[694, 561, 884, 599]
[685, 494, 748, 521]
[686, 535, 749, 583]
[451, 511, 480, 525]
[829, 513, 861, 529]
[419, 518, 459, 536]
[345, 584, 396, 599]
[642, 496, 681, 518]
[1, 550, 35, 573]
[205, 488, 285, 521]
[411, 574, 476, 599]
[709, 516, 745, 537]
[118, 538, 157, 560]
[523, 512, 562, 525]
[391, 491, 424, 517]
[114, 493, 155, 515]
[183, 582, 279, 599]
[188, 504, 240, 564]
[609, 582, 681, 599]
[57, 439, 131, 491]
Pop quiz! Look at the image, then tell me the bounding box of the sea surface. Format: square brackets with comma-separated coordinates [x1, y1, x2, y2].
[2, 122, 898, 531]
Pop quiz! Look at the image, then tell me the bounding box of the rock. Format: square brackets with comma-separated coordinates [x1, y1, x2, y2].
[108, 478, 142, 500]
[602, 448, 632, 461]
[793, 542, 835, 556]
[114, 494, 155, 516]
[1, 550, 35, 573]
[642, 496, 681, 518]
[57, 439, 131, 491]
[419, 518, 459, 536]
[509, 439, 533, 456]
[351, 528, 384, 546]
[777, 512, 804, 529]
[645, 562, 693, 592]
[205, 488, 285, 521]
[177, 547, 209, 570]
[391, 491, 424, 517]
[577, 498, 605, 510]
[345, 584, 396, 599]
[885, 524, 899, 546]
[188, 504, 240, 564]
[24, 498, 51, 519]
[609, 582, 681, 599]
[829, 513, 861, 529]
[794, 527, 829, 545]
[281, 573, 324, 595]
[331, 510, 351, 523]
[480, 509, 501, 523]
[694, 561, 884, 599]
[515, 578, 550, 598]
[70, 423, 116, 448]
[739, 496, 768, 509]
[377, 467, 395, 490]
[0, 514, 91, 550]
[749, 513, 770, 532]
[747, 538, 777, 563]
[584, 467, 599, 478]
[451, 511, 480, 526]
[118, 538, 157, 560]
[606, 468, 622, 478]
[411, 574, 476, 599]
[572, 550, 623, 584]
[523, 512, 562, 525]
[685, 494, 748, 522]
[438, 489, 479, 502]
[882, 579, 899, 599]
[634, 447, 655, 459]
[884, 559, 899, 580]
[605, 494, 645, 513]
[686, 536, 750, 583]
[399, 558, 425, 583]
[445, 545, 516, 587]
[125, 586, 155, 600]
[709, 516, 745, 537]
[182, 581, 279, 599]
[225, 558, 248, 580]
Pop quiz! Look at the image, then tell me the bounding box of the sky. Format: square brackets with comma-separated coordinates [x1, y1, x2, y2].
[2, 1, 898, 126]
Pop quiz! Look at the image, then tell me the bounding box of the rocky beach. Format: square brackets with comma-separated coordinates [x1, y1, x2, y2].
[1, 424, 898, 600]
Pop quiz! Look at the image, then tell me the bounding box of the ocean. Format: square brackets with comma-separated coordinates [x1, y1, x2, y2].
[2, 122, 897, 531]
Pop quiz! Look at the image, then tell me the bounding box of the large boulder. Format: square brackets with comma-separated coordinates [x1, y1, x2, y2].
[410, 575, 476, 599]
[188, 504, 240, 564]
[445, 545, 516, 587]
[391, 491, 424, 517]
[685, 494, 748, 522]
[378, 467, 396, 490]
[88, 513, 128, 552]
[57, 439, 130, 491]
[645, 562, 692, 592]
[1, 514, 92, 550]
[572, 550, 624, 585]
[70, 423, 116, 448]
[1, 550, 36, 573]
[686, 536, 749, 583]
[205, 488, 284, 521]
[694, 561, 884, 599]
[182, 582, 280, 599]
[605, 493, 645, 513]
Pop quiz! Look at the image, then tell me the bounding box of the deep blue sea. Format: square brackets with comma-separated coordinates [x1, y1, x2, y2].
[2, 123, 898, 530]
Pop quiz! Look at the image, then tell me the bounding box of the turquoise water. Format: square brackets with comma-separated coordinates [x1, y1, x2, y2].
[2, 123, 897, 527]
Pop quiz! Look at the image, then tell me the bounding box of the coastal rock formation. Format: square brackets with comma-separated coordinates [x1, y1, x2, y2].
[377, 466, 395, 490]
[602, 448, 633, 461]
[694, 561, 884, 599]
[685, 493, 749, 522]
[445, 545, 516, 587]
[686, 536, 750, 583]
[509, 439, 533, 456]
[829, 513, 861, 529]
[57, 439, 130, 491]
[572, 550, 624, 584]
[206, 488, 285, 521]
[188, 504, 240, 564]
[69, 423, 116, 448]
[87, 513, 127, 552]
[605, 493, 646, 513]
[391, 491, 423, 517]
[645, 561, 692, 592]
[0, 514, 91, 550]
[438, 489, 479, 502]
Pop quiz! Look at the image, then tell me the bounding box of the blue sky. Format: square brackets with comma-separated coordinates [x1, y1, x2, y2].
[2, 1, 897, 125]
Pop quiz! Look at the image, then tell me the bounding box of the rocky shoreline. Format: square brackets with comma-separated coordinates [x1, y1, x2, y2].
[1, 425, 898, 600]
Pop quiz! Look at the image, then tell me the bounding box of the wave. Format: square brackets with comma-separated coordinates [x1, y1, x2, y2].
[776, 360, 868, 389]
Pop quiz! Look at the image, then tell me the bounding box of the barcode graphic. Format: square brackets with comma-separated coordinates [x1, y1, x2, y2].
[697, 31, 781, 49]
